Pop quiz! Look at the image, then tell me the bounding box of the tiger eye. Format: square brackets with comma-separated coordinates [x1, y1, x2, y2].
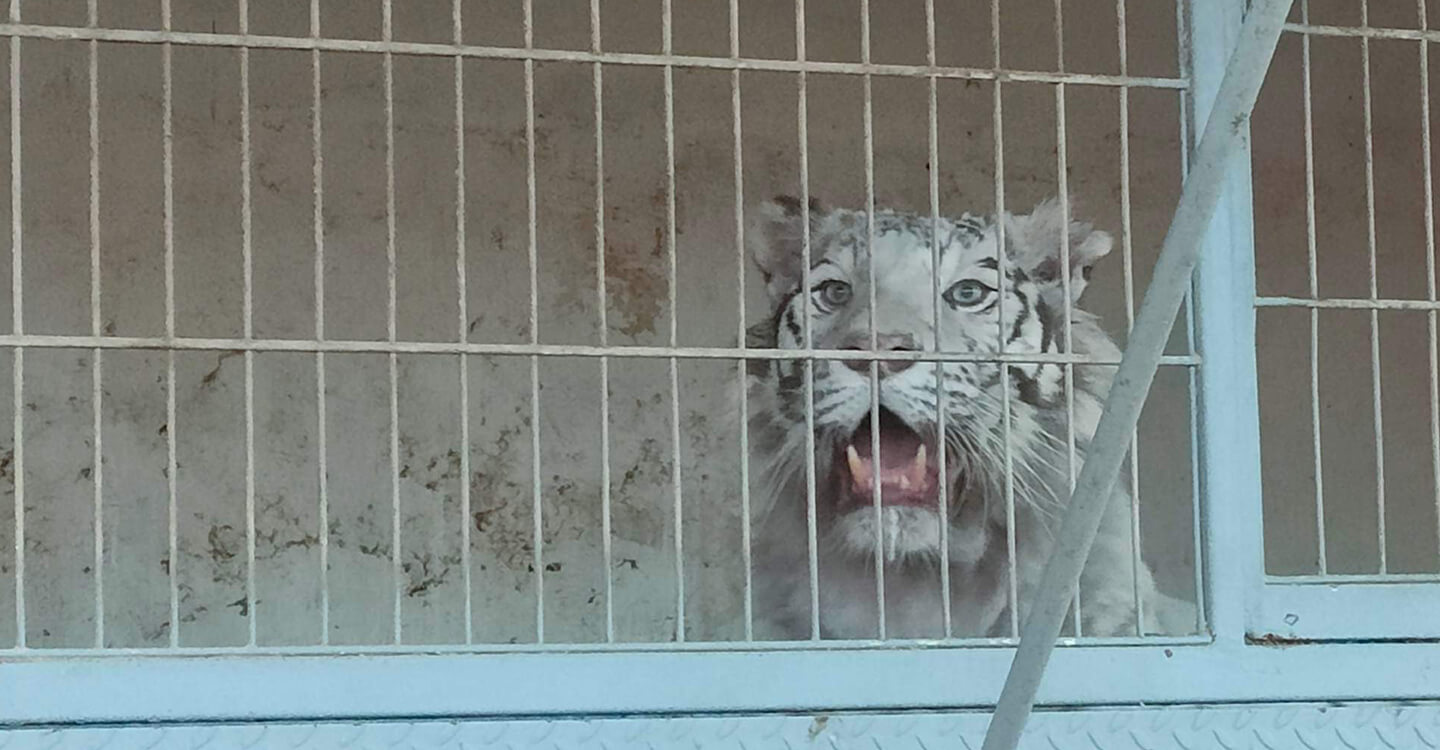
[813, 280, 853, 309]
[943, 279, 993, 308]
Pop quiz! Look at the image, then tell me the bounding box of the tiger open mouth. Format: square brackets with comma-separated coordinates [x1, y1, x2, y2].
[835, 408, 944, 509]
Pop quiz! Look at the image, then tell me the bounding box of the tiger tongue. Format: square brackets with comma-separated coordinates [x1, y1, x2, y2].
[850, 426, 924, 470]
[844, 439, 933, 502]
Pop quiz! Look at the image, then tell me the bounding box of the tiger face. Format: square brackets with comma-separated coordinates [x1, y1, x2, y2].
[746, 196, 1113, 568]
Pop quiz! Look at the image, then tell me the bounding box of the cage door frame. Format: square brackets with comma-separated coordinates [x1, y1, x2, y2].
[1234, 6, 1440, 643]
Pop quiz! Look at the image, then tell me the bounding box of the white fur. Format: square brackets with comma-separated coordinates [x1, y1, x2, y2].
[738, 197, 1193, 640]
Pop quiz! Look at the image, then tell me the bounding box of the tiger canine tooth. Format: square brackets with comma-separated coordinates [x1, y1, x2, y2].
[906, 443, 929, 486]
[846, 445, 868, 485]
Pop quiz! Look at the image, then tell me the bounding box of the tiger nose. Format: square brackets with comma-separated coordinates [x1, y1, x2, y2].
[842, 333, 919, 377]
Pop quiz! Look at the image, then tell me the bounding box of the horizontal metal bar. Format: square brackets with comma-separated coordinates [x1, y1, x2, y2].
[1257, 295, 1440, 311]
[1254, 581, 1440, 641]
[1285, 21, 1440, 43]
[0, 333, 1200, 365]
[0, 634, 1210, 660]
[7, 642, 1440, 724]
[0, 23, 1188, 89]
[1267, 572, 1440, 585]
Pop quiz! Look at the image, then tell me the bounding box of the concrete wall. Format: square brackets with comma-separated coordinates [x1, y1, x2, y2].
[0, 0, 1304, 649]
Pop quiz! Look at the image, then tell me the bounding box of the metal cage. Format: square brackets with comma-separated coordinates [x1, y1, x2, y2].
[2, 0, 1440, 747]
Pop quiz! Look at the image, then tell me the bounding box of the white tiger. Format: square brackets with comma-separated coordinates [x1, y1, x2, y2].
[742, 195, 1191, 640]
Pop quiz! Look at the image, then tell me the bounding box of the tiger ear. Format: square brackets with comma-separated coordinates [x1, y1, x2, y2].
[1004, 197, 1112, 306]
[749, 195, 826, 302]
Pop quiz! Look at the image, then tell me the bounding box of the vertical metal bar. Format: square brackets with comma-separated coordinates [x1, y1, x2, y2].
[239, 0, 257, 647]
[795, 0, 821, 642]
[449, 0, 472, 644]
[1193, 0, 1264, 646]
[161, 0, 179, 650]
[381, 0, 402, 644]
[1298, 0, 1326, 575]
[1420, 0, 1440, 571]
[1057, 155, 1084, 635]
[453, 0, 472, 646]
[925, 0, 953, 639]
[1178, 0, 1192, 181]
[1053, 0, 1083, 638]
[980, 3, 1292, 746]
[1180, 0, 1192, 169]
[523, 0, 544, 644]
[310, 0, 329, 646]
[991, 0, 1020, 640]
[730, 0, 753, 642]
[1180, 0, 1206, 637]
[7, 0, 20, 650]
[1186, 321, 1205, 632]
[88, 0, 103, 649]
[1116, 0, 1146, 636]
[1186, 296, 1205, 635]
[590, 0, 614, 644]
[1359, 0, 1387, 574]
[661, 0, 686, 642]
[1001, 368, 1019, 638]
[860, 0, 886, 641]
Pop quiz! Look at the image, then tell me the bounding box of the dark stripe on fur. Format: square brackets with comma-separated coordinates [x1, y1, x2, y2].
[745, 318, 777, 379]
[1008, 287, 1031, 347]
[1012, 366, 1041, 406]
[1036, 297, 1056, 354]
[784, 307, 802, 342]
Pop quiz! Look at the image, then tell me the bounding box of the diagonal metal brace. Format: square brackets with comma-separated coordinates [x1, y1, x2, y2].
[979, 1, 1296, 748]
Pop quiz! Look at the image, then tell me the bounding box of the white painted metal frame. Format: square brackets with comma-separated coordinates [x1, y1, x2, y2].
[2, 0, 1438, 733]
